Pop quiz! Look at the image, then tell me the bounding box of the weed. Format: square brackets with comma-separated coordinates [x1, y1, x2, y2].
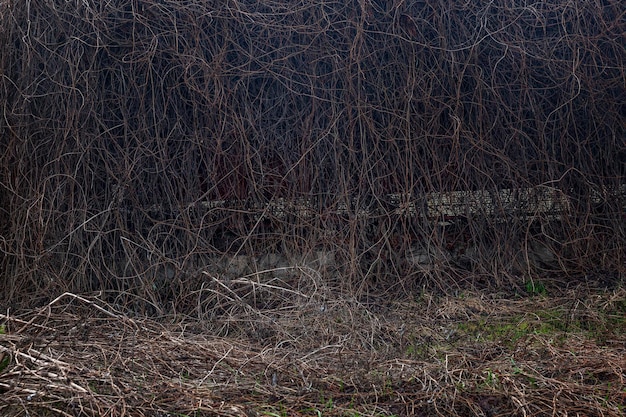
[525, 280, 547, 296]
[0, 352, 10, 373]
[455, 311, 573, 349]
[261, 404, 288, 417]
[404, 339, 430, 359]
[482, 369, 499, 388]
[314, 391, 335, 412]
[324, 395, 334, 410]
[383, 378, 394, 395]
[299, 407, 323, 417]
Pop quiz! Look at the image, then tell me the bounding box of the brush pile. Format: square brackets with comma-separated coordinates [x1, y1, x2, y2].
[0, 0, 624, 308]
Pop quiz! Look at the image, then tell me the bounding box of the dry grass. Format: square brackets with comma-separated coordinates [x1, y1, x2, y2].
[1, 281, 624, 417]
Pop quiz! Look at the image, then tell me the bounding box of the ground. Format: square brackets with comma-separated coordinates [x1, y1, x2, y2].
[0, 277, 624, 417]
